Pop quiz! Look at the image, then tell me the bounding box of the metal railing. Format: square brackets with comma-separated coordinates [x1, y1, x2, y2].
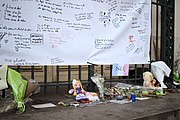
[1, 0, 175, 98]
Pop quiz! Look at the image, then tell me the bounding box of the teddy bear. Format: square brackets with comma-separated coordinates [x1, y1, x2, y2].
[143, 71, 157, 87]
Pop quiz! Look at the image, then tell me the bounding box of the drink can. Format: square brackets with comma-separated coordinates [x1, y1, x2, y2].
[131, 93, 136, 102]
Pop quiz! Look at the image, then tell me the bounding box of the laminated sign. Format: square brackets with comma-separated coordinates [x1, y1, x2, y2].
[0, 0, 151, 65]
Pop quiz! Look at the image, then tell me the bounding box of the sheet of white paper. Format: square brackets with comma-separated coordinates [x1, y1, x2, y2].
[109, 99, 131, 104]
[0, 0, 151, 65]
[32, 103, 56, 109]
[136, 97, 150, 100]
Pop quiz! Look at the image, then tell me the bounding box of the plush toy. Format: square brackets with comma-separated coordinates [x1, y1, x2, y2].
[69, 79, 85, 96]
[143, 71, 157, 87]
[68, 79, 99, 102]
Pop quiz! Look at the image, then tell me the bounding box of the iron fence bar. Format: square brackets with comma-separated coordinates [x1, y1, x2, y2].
[165, 0, 175, 80]
[88, 65, 91, 90]
[78, 65, 81, 80]
[44, 66, 47, 93]
[101, 65, 103, 76]
[88, 65, 95, 91]
[68, 65, 71, 90]
[160, 0, 166, 61]
[56, 65, 59, 93]
[156, 0, 159, 60]
[152, 1, 164, 6]
[110, 65, 112, 87]
[141, 64, 145, 85]
[31, 66, 34, 79]
[160, 0, 174, 75]
[134, 64, 137, 84]
[2, 89, 5, 98]
[17, 65, 20, 72]
[150, 1, 153, 63]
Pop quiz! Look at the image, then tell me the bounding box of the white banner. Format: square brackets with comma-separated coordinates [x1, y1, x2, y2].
[0, 0, 151, 65]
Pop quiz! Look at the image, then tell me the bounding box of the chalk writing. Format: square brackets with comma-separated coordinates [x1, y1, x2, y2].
[126, 43, 135, 53]
[50, 57, 64, 64]
[99, 11, 111, 27]
[30, 33, 43, 45]
[95, 38, 114, 49]
[63, 2, 85, 10]
[36, 24, 60, 32]
[66, 23, 91, 31]
[74, 12, 93, 21]
[37, 0, 62, 15]
[2, 4, 26, 22]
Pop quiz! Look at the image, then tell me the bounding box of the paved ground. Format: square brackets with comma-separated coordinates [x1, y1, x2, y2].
[0, 87, 180, 120]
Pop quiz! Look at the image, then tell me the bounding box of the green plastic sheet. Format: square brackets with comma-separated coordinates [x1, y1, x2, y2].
[7, 68, 27, 114]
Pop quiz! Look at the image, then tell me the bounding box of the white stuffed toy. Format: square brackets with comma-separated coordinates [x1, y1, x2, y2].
[143, 71, 157, 88]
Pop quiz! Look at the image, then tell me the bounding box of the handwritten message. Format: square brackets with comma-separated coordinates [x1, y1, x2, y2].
[0, 0, 151, 65]
[95, 38, 114, 49]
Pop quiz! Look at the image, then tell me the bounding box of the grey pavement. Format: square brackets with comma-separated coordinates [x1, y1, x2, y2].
[0, 87, 180, 120]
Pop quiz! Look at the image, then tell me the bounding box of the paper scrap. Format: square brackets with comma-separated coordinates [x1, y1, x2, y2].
[112, 63, 129, 76]
[32, 103, 56, 108]
[109, 99, 131, 104]
[136, 97, 150, 100]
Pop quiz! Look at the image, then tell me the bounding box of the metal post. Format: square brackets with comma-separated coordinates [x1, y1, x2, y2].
[31, 66, 34, 80]
[161, 0, 175, 84]
[44, 66, 47, 94]
[56, 65, 59, 93]
[88, 64, 95, 91]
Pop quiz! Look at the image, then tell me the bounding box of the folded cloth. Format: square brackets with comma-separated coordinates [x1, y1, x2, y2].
[151, 61, 171, 88]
